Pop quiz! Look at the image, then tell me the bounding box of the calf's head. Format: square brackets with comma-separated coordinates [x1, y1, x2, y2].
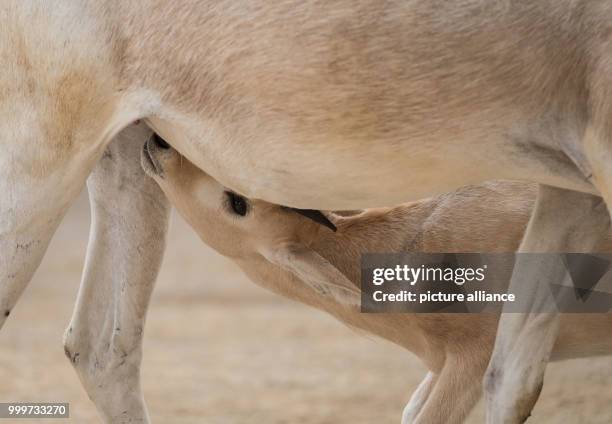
[141, 134, 360, 305]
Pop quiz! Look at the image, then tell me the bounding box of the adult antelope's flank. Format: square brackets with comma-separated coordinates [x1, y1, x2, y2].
[143, 140, 612, 424]
[2, 2, 612, 422]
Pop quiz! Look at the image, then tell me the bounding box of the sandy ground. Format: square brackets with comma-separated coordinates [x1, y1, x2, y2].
[2, 192, 612, 423]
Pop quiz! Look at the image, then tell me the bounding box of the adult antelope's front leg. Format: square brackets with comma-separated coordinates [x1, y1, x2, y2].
[63, 124, 170, 423]
[484, 185, 610, 423]
[0, 136, 97, 329]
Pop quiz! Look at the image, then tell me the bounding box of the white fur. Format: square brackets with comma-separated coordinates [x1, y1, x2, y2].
[64, 124, 170, 422]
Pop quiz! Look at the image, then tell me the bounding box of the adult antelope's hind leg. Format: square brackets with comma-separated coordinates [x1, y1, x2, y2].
[63, 123, 170, 424]
[484, 185, 610, 424]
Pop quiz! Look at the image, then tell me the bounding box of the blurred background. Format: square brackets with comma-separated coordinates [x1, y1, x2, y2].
[1, 191, 612, 423]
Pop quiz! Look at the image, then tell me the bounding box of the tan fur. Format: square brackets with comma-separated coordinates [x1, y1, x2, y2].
[3, 2, 612, 421]
[145, 145, 612, 423]
[112, 0, 612, 208]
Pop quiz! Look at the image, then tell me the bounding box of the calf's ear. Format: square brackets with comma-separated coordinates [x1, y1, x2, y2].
[283, 208, 337, 232]
[260, 243, 360, 307]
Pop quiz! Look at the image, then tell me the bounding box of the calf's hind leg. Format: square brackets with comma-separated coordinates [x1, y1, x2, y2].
[63, 124, 170, 424]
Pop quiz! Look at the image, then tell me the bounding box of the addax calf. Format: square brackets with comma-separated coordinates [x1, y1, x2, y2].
[3, 2, 612, 421]
[143, 138, 612, 424]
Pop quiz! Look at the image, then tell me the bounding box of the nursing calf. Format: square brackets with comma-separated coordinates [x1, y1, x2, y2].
[3, 2, 612, 421]
[143, 138, 612, 424]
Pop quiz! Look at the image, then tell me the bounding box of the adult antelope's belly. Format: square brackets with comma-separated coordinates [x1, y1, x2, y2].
[146, 108, 594, 211]
[147, 115, 504, 210]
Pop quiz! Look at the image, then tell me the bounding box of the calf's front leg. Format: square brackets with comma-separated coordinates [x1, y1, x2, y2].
[63, 124, 170, 423]
[484, 185, 610, 423]
[401, 372, 438, 424]
[403, 356, 484, 424]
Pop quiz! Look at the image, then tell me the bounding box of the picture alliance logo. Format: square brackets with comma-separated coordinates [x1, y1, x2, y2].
[371, 264, 488, 286]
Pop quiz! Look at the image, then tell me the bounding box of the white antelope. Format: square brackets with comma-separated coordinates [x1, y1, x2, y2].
[143, 139, 612, 424]
[2, 2, 612, 422]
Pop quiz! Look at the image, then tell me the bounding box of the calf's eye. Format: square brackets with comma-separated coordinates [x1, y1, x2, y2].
[225, 191, 249, 216]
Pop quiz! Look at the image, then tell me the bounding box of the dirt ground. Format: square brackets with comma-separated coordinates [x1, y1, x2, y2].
[1, 192, 612, 423]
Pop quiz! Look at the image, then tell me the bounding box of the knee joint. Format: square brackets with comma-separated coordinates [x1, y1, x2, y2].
[62, 326, 82, 366]
[483, 365, 502, 398]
